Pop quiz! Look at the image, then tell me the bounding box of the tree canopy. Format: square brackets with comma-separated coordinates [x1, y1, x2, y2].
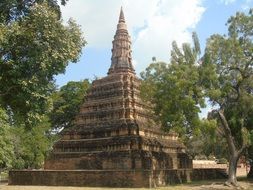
[0, 1, 86, 170]
[0, 2, 86, 127]
[201, 9, 253, 186]
[141, 33, 212, 137]
[141, 9, 253, 187]
[0, 0, 68, 24]
[50, 80, 90, 130]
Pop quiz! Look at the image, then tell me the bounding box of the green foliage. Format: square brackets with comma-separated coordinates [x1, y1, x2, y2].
[202, 9, 253, 149]
[141, 33, 206, 136]
[216, 158, 228, 164]
[141, 12, 253, 178]
[0, 1, 84, 170]
[50, 80, 90, 130]
[0, 108, 14, 170]
[0, 3, 86, 127]
[0, 0, 68, 24]
[11, 116, 55, 169]
[0, 0, 86, 170]
[199, 9, 253, 184]
[186, 119, 228, 159]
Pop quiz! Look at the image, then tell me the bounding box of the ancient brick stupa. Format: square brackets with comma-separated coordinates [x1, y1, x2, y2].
[9, 8, 192, 188]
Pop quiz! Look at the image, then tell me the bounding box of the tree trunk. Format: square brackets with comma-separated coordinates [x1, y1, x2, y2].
[226, 155, 239, 186]
[247, 165, 253, 178]
[218, 110, 246, 187]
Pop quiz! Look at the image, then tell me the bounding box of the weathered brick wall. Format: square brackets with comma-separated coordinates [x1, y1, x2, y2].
[152, 169, 192, 186]
[192, 168, 227, 180]
[9, 169, 193, 187]
[8, 168, 227, 188]
[9, 170, 150, 187]
[151, 169, 227, 186]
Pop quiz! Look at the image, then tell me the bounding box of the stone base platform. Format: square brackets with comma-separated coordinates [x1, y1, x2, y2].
[9, 169, 193, 188]
[193, 168, 228, 180]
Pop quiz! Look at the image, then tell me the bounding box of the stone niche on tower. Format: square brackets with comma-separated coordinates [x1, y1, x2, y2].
[9, 8, 193, 188]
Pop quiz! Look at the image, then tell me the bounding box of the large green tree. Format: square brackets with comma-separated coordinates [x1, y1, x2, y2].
[0, 1, 86, 170]
[0, 2, 86, 127]
[201, 9, 253, 186]
[141, 9, 253, 187]
[141, 33, 209, 137]
[141, 34, 216, 159]
[50, 80, 90, 130]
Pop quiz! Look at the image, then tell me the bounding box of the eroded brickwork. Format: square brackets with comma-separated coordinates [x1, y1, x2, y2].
[44, 7, 192, 173]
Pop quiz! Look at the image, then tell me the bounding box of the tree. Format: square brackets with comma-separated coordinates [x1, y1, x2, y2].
[141, 10, 253, 187]
[11, 116, 55, 169]
[141, 34, 217, 161]
[141, 33, 208, 137]
[50, 80, 90, 130]
[200, 9, 253, 186]
[0, 1, 86, 170]
[0, 3, 86, 127]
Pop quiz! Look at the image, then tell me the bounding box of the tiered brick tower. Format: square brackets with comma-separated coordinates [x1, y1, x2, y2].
[45, 7, 191, 172]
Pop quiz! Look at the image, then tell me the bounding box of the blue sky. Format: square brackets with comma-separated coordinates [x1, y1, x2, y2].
[55, 0, 253, 87]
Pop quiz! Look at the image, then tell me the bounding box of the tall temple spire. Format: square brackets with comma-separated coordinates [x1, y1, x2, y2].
[108, 7, 135, 74]
[119, 7, 125, 23]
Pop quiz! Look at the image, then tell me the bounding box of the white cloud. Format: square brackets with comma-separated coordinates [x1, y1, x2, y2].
[219, 0, 236, 5]
[60, 0, 122, 48]
[130, 0, 205, 72]
[61, 0, 205, 74]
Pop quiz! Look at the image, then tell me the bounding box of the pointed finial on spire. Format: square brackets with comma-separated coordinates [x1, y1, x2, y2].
[116, 7, 127, 31]
[119, 6, 125, 23]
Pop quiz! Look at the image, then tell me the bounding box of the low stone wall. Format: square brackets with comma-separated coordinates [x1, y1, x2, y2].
[192, 168, 228, 180]
[9, 169, 192, 188]
[9, 170, 150, 187]
[8, 168, 227, 187]
[145, 169, 193, 187]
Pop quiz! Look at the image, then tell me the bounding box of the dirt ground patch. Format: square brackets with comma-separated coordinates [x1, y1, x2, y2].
[1, 180, 253, 190]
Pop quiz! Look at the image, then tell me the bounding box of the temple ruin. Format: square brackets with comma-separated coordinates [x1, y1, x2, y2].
[9, 8, 193, 187]
[44, 7, 191, 173]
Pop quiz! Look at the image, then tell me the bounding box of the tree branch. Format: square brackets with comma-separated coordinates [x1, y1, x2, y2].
[218, 109, 236, 154]
[238, 144, 248, 158]
[238, 127, 250, 156]
[0, 85, 18, 97]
